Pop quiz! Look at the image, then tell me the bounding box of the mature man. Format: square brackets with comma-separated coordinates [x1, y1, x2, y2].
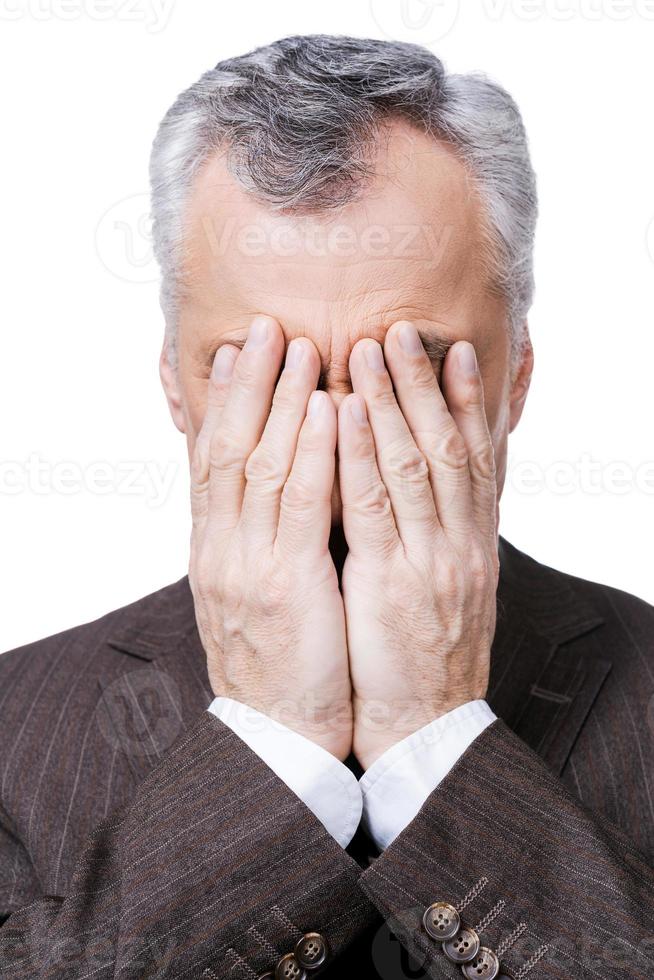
[1, 34, 652, 980]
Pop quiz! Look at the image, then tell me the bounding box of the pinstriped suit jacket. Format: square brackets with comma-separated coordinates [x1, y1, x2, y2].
[0, 537, 653, 978]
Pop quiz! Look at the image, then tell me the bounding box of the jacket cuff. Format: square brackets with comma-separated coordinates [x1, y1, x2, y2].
[208, 697, 362, 847]
[121, 710, 375, 977]
[360, 699, 496, 850]
[357, 720, 533, 977]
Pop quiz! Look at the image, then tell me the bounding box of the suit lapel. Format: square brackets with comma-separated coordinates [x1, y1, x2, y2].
[490, 538, 611, 774]
[99, 579, 211, 782]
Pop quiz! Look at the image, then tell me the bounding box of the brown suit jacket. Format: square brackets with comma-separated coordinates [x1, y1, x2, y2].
[0, 537, 653, 978]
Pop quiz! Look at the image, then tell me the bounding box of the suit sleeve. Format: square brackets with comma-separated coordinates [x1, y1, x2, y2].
[357, 718, 654, 980]
[0, 712, 375, 979]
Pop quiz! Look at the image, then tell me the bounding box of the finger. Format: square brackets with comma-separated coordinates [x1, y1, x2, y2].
[206, 315, 285, 535]
[275, 390, 337, 561]
[347, 338, 439, 552]
[190, 343, 240, 531]
[382, 321, 475, 543]
[441, 340, 497, 541]
[241, 336, 321, 548]
[337, 392, 400, 561]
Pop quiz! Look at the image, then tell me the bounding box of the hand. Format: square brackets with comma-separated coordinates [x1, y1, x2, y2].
[189, 316, 352, 760]
[337, 321, 499, 769]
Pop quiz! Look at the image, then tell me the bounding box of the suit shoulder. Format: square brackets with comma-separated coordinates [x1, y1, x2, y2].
[500, 536, 654, 645]
[0, 576, 191, 700]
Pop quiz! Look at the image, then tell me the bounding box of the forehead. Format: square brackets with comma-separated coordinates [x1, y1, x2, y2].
[179, 119, 500, 364]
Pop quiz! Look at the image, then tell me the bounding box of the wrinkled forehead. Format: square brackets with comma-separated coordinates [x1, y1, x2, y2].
[181, 121, 490, 318]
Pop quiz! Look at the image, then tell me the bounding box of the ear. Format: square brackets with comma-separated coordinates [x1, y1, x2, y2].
[508, 324, 534, 433]
[159, 340, 186, 434]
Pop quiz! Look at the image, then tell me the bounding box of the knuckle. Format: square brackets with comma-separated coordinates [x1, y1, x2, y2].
[431, 427, 468, 470]
[220, 559, 245, 609]
[355, 483, 393, 520]
[190, 486, 208, 528]
[434, 560, 465, 596]
[347, 438, 376, 464]
[244, 447, 286, 489]
[209, 428, 244, 471]
[280, 476, 316, 513]
[190, 450, 209, 491]
[470, 442, 496, 481]
[411, 367, 437, 397]
[468, 545, 490, 586]
[370, 383, 397, 409]
[256, 566, 292, 615]
[384, 445, 429, 485]
[192, 547, 216, 600]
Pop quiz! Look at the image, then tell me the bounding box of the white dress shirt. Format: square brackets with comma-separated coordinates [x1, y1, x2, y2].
[208, 697, 496, 851]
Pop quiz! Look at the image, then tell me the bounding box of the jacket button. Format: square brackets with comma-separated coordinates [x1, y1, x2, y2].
[294, 932, 329, 970]
[443, 926, 480, 964]
[422, 902, 461, 941]
[461, 947, 500, 979]
[275, 953, 306, 980]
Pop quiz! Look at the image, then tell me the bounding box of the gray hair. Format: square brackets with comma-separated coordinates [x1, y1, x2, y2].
[149, 34, 537, 364]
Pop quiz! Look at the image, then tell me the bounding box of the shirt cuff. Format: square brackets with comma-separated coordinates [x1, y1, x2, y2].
[360, 699, 497, 851]
[207, 696, 362, 848]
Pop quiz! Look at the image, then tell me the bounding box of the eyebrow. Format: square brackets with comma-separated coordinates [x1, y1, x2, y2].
[206, 327, 455, 387]
[413, 331, 454, 361]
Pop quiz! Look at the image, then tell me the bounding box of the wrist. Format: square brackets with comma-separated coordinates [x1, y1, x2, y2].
[212, 688, 354, 762]
[353, 694, 482, 770]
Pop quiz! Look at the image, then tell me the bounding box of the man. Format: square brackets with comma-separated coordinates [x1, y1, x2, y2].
[1, 34, 652, 980]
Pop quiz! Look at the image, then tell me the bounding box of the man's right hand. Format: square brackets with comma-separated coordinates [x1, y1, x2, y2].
[189, 315, 352, 760]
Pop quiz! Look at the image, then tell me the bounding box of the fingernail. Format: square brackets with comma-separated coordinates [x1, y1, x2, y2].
[398, 322, 423, 355]
[459, 343, 478, 376]
[364, 342, 386, 372]
[212, 346, 236, 381]
[349, 395, 367, 426]
[244, 315, 271, 350]
[308, 390, 325, 419]
[285, 339, 305, 370]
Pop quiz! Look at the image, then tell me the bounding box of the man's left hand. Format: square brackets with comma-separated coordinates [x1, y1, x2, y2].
[337, 321, 500, 770]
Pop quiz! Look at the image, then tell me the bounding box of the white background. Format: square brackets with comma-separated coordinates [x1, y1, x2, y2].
[1, 0, 652, 653]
